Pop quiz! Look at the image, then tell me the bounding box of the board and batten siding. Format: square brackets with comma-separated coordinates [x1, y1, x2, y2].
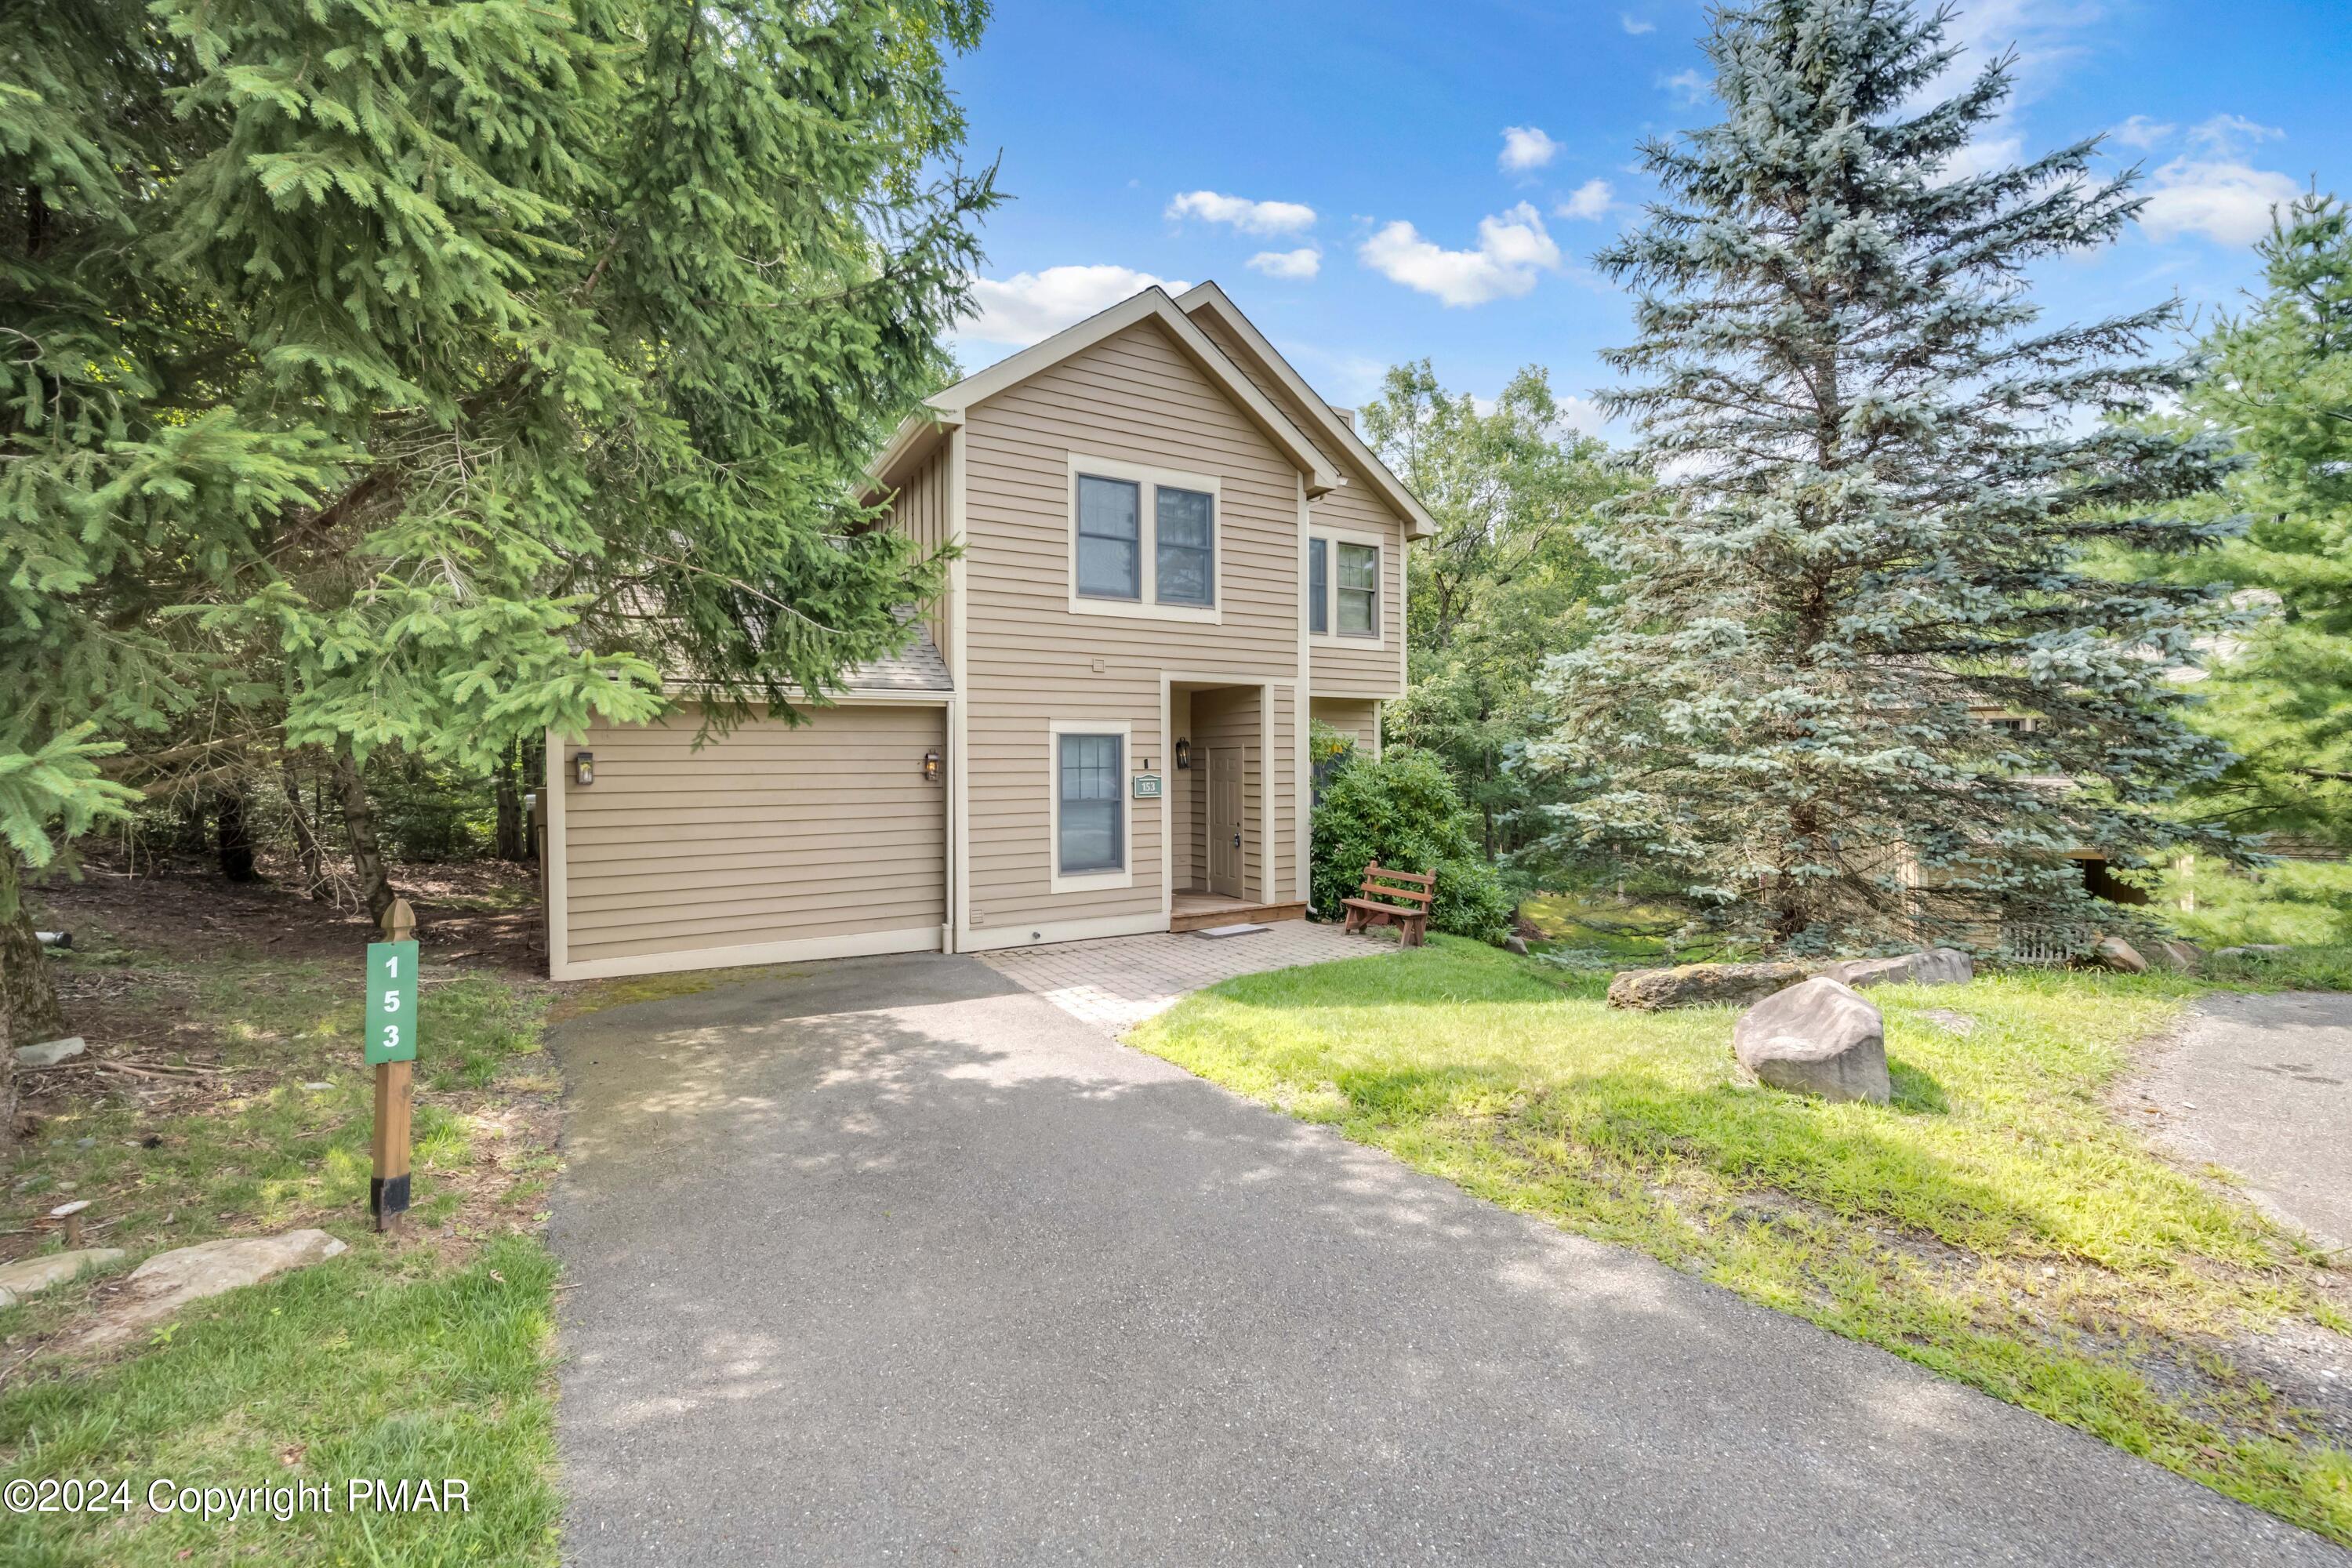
[554, 703, 946, 977]
[1190, 314, 1406, 699]
[958, 318, 1301, 942]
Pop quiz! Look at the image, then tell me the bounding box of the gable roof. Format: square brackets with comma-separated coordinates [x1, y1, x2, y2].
[1175, 282, 1437, 539]
[866, 286, 1343, 499]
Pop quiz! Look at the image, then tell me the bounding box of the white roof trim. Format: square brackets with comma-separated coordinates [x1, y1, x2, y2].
[1175, 281, 1438, 539]
[915, 288, 1341, 496]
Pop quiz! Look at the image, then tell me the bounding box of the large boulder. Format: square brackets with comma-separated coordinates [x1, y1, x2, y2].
[1817, 949, 1974, 989]
[2085, 935, 2148, 975]
[74, 1229, 347, 1350]
[1607, 962, 1809, 1011]
[1732, 978, 1890, 1105]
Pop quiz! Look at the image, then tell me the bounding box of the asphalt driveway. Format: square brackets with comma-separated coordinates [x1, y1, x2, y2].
[549, 952, 2344, 1566]
[2134, 990, 2352, 1253]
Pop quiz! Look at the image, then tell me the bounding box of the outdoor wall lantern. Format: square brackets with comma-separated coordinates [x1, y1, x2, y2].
[923, 747, 944, 783]
[572, 751, 594, 786]
[1174, 739, 1192, 771]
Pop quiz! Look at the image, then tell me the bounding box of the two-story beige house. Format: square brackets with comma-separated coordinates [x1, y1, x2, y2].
[539, 284, 1434, 980]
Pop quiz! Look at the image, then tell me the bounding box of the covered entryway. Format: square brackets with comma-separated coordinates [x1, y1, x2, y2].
[1166, 681, 1305, 931]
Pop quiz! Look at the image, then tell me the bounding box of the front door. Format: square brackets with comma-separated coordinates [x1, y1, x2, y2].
[1207, 748, 1245, 898]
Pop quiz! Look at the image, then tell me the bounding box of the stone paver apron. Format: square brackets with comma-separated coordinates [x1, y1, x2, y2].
[979, 920, 1373, 1033]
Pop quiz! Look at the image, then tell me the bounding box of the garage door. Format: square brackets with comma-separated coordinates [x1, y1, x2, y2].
[551, 702, 947, 979]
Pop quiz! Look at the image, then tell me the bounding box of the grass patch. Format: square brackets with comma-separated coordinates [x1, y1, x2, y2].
[1131, 938, 2352, 1543]
[1, 924, 562, 1566]
[2158, 858, 2352, 950]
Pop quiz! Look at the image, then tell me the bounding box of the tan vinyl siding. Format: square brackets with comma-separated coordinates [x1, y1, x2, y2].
[561, 704, 944, 966]
[1306, 483, 1406, 695]
[1311, 697, 1380, 754]
[880, 444, 953, 651]
[960, 318, 1301, 935]
[1189, 316, 1406, 699]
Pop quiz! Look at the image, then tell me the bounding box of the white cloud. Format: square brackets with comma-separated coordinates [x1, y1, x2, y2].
[1556, 179, 1615, 220]
[2108, 114, 2175, 150]
[2140, 158, 2299, 246]
[960, 265, 1189, 347]
[1247, 246, 1321, 280]
[1164, 190, 1317, 235]
[2187, 113, 2283, 156]
[1929, 0, 2106, 103]
[1661, 68, 1708, 107]
[1358, 202, 1562, 307]
[1621, 13, 1654, 34]
[1555, 394, 1610, 437]
[1499, 126, 1562, 172]
[1941, 131, 2023, 181]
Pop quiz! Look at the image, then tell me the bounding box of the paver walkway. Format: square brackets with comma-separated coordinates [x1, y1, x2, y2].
[2132, 990, 2352, 1252]
[979, 918, 1373, 1033]
[549, 953, 2346, 1566]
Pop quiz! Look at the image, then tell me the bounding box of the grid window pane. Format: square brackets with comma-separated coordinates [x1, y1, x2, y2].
[1308, 537, 1327, 634]
[1338, 543, 1377, 636]
[1076, 477, 1141, 600]
[1155, 487, 1214, 606]
[1058, 733, 1124, 874]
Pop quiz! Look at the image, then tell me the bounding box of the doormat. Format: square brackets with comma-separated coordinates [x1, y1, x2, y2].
[1192, 923, 1270, 939]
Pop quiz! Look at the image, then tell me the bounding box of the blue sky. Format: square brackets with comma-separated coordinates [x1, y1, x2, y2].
[942, 0, 2350, 437]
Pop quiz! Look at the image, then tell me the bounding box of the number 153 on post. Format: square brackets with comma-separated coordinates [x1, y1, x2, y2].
[366, 940, 419, 1065]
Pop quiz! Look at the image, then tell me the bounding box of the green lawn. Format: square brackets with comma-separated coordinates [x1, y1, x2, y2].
[1131, 938, 2352, 1544]
[0, 931, 564, 1566]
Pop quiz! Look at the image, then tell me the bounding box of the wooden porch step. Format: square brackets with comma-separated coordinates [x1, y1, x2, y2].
[1169, 900, 1308, 934]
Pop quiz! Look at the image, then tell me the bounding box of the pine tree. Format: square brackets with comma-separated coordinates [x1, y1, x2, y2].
[3, 0, 995, 1019]
[1528, 0, 2249, 955]
[2166, 192, 2352, 845]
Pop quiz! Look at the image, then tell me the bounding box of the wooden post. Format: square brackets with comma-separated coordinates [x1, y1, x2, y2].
[371, 898, 416, 1234]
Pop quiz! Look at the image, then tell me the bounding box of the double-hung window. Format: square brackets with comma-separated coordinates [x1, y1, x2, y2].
[1308, 538, 1328, 635]
[1306, 530, 1382, 643]
[1052, 725, 1128, 887]
[1336, 543, 1378, 636]
[1075, 477, 1142, 600]
[1069, 458, 1219, 621]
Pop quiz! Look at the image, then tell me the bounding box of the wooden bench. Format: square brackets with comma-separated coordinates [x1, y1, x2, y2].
[1341, 862, 1435, 948]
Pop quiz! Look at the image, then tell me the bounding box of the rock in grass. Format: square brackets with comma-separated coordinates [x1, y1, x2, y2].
[1817, 949, 1973, 989]
[1606, 961, 1809, 1011]
[2085, 935, 2149, 975]
[15, 1036, 85, 1068]
[2144, 938, 2204, 973]
[75, 1230, 347, 1350]
[1733, 978, 1890, 1105]
[0, 1248, 125, 1302]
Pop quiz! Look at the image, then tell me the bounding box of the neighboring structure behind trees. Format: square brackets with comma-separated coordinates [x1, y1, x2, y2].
[542, 286, 1432, 979]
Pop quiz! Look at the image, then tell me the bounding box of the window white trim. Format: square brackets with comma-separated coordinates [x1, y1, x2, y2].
[1048, 718, 1136, 894]
[1308, 524, 1385, 650]
[1065, 453, 1223, 625]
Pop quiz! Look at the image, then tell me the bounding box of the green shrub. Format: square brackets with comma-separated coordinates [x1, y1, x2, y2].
[1309, 749, 1512, 941]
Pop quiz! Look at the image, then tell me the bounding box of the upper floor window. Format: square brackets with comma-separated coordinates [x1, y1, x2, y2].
[1067, 456, 1221, 623]
[1307, 528, 1382, 644]
[1336, 543, 1378, 636]
[1308, 538, 1328, 635]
